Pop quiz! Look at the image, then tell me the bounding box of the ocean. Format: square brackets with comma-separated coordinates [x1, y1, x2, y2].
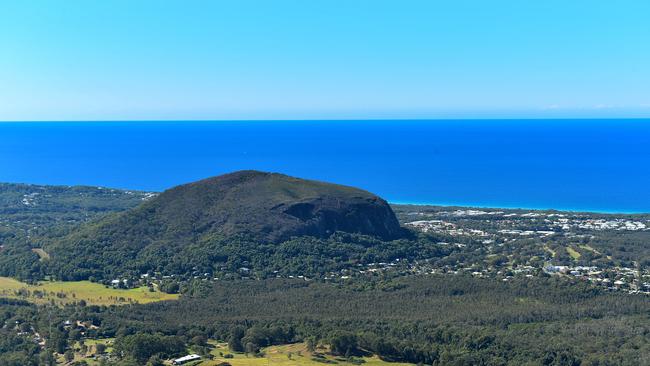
[0, 120, 648, 213]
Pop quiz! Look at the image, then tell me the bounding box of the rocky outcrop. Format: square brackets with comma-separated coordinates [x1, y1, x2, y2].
[150, 170, 404, 242]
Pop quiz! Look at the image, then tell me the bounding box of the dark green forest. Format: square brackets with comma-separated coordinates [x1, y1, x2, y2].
[2, 276, 649, 365]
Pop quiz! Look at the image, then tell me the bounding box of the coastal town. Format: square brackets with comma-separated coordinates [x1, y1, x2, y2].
[391, 205, 650, 295]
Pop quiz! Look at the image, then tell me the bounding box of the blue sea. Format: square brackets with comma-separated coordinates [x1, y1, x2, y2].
[1, 120, 649, 213]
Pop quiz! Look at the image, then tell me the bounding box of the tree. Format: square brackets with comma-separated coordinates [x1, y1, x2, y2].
[113, 333, 185, 363]
[50, 330, 68, 354]
[39, 351, 57, 366]
[19, 322, 31, 332]
[69, 329, 82, 341]
[146, 355, 165, 366]
[306, 337, 317, 352]
[245, 342, 259, 356]
[329, 332, 359, 356]
[228, 327, 245, 352]
[191, 335, 208, 347]
[160, 281, 180, 294]
[64, 350, 75, 363]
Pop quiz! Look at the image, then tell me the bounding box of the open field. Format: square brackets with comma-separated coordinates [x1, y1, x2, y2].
[566, 246, 582, 260]
[543, 245, 556, 258]
[31, 248, 51, 261]
[204, 342, 413, 366]
[0, 277, 179, 305]
[579, 244, 600, 255]
[57, 341, 410, 366]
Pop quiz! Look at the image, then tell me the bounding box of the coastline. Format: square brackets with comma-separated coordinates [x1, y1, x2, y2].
[389, 201, 650, 215]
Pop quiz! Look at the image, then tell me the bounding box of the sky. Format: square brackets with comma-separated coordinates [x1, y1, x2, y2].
[1, 0, 649, 121]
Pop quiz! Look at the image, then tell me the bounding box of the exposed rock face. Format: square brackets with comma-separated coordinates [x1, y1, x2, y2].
[150, 170, 403, 242]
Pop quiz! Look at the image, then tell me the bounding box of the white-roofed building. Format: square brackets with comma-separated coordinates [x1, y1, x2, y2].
[173, 354, 201, 365]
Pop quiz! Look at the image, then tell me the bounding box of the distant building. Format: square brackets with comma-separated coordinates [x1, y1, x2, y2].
[173, 354, 201, 365]
[545, 265, 567, 273]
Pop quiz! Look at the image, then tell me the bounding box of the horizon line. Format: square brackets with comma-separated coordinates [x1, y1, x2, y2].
[2, 117, 650, 123]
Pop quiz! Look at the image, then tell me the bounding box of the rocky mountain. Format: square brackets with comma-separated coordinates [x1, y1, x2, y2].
[44, 171, 405, 279]
[144, 170, 403, 242]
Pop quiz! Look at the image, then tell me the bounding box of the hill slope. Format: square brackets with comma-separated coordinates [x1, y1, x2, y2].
[46, 171, 404, 279]
[0, 183, 155, 239]
[144, 170, 402, 242]
[0, 183, 155, 279]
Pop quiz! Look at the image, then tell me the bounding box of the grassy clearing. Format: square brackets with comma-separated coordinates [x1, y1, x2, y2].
[83, 338, 115, 353]
[579, 244, 601, 255]
[31, 248, 50, 261]
[0, 276, 26, 292]
[0, 277, 179, 306]
[566, 247, 581, 260]
[55, 338, 115, 365]
[204, 342, 413, 366]
[543, 245, 556, 258]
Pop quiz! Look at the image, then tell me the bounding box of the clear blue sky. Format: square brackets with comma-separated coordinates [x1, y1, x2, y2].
[1, 0, 649, 121]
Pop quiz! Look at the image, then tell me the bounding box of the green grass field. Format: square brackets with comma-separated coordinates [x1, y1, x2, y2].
[566, 246, 582, 260]
[543, 245, 556, 258]
[204, 342, 413, 366]
[0, 277, 179, 306]
[579, 244, 601, 255]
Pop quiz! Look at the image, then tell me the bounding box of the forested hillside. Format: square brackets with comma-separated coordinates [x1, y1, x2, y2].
[0, 183, 154, 280]
[43, 171, 406, 281]
[0, 183, 154, 235]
